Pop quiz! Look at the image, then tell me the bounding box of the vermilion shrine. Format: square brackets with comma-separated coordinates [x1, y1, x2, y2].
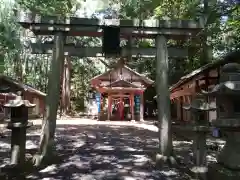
[90, 59, 153, 121]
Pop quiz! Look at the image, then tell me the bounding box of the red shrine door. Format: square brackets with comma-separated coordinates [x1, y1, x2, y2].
[117, 101, 124, 120]
[113, 98, 124, 120]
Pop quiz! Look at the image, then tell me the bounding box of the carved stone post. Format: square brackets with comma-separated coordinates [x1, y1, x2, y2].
[184, 96, 215, 179]
[1, 93, 35, 178]
[206, 63, 240, 180]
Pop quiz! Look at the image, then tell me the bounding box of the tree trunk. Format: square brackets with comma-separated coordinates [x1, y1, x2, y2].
[201, 0, 212, 65]
[0, 54, 4, 74]
[34, 32, 64, 166]
[14, 54, 23, 81]
[61, 56, 71, 114]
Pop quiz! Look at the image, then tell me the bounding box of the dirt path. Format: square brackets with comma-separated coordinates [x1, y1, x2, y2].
[0, 122, 191, 180]
[0, 119, 224, 179]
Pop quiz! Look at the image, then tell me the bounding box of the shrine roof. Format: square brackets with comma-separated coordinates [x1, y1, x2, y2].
[0, 75, 46, 97]
[0, 93, 17, 97]
[91, 65, 154, 85]
[106, 79, 141, 88]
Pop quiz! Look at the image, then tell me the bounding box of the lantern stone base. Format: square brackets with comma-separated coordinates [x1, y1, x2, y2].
[188, 166, 207, 180]
[0, 172, 6, 179]
[155, 153, 177, 167]
[208, 163, 240, 180]
[0, 164, 26, 179]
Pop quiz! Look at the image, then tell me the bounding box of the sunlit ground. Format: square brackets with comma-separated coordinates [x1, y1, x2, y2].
[0, 120, 224, 180]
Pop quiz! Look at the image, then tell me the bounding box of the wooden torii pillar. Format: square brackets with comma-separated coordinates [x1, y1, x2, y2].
[130, 93, 135, 121]
[154, 29, 203, 163]
[46, 32, 64, 128]
[156, 35, 172, 158]
[107, 95, 112, 120]
[140, 92, 144, 121]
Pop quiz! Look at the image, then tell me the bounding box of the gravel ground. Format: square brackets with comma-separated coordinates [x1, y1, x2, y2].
[0, 119, 224, 180]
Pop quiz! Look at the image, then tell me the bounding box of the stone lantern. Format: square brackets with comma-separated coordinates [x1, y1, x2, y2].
[1, 92, 35, 178]
[204, 63, 240, 179]
[183, 95, 216, 179]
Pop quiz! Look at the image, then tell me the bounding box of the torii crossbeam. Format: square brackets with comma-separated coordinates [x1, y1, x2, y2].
[30, 43, 188, 58]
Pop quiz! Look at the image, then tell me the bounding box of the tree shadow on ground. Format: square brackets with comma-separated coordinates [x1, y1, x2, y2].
[0, 124, 190, 180]
[172, 129, 226, 169]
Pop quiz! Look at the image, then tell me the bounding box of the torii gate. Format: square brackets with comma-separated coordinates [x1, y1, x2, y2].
[28, 18, 191, 117]
[16, 10, 203, 161]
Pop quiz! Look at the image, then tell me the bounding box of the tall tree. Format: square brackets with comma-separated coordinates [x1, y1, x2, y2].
[60, 56, 71, 115]
[0, 0, 22, 77]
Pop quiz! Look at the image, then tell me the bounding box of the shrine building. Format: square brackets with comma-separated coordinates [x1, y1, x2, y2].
[90, 59, 153, 121]
[0, 75, 46, 119]
[169, 50, 240, 123]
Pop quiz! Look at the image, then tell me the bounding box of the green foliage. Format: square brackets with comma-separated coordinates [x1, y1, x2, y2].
[0, 1, 22, 74]
[0, 0, 239, 108]
[0, 3, 21, 54]
[224, 5, 240, 50]
[119, 0, 157, 18]
[16, 0, 77, 15]
[0, 0, 100, 110]
[154, 0, 195, 19]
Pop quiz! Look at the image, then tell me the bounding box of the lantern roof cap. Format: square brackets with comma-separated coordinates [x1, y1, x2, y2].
[183, 98, 216, 111]
[201, 81, 240, 96]
[222, 63, 240, 73]
[4, 95, 36, 108]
